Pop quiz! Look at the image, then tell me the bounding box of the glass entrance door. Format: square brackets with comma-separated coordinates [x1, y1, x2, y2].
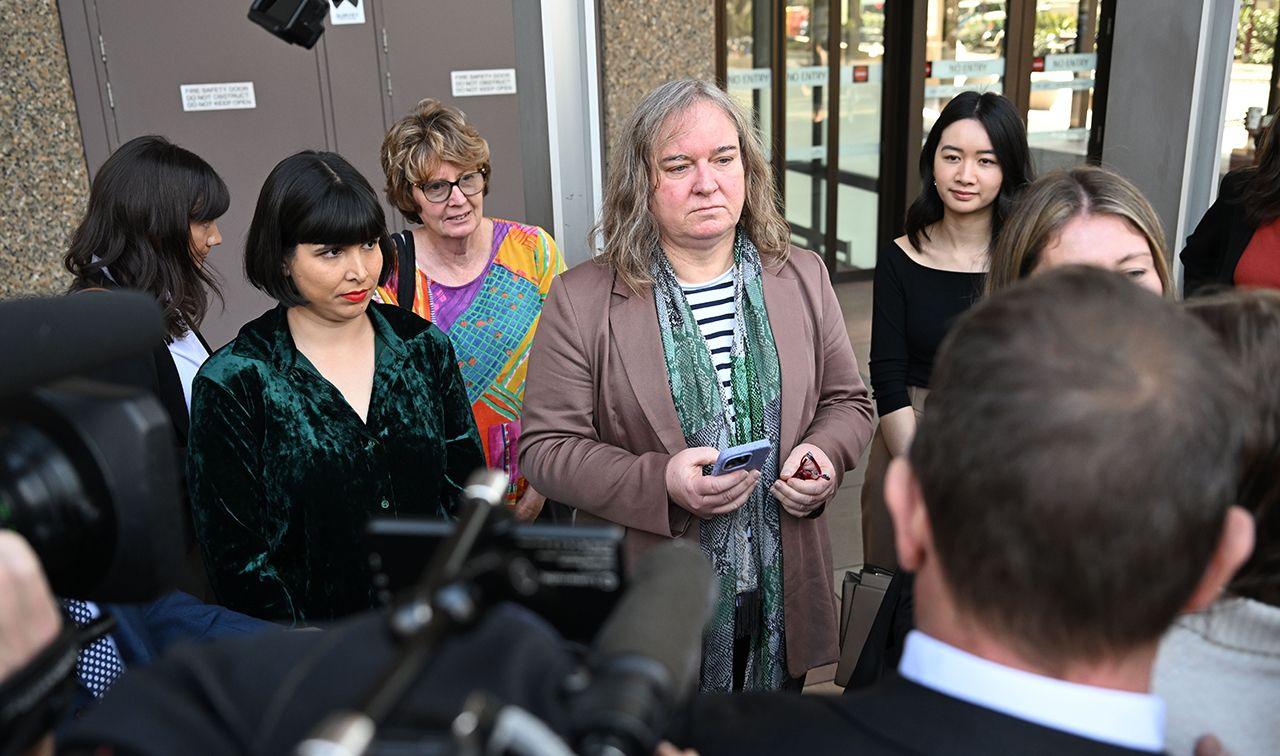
[783, 1, 830, 257]
[923, 0, 1008, 132]
[718, 0, 1112, 275]
[1024, 0, 1102, 170]
[724, 0, 893, 275]
[835, 2, 887, 270]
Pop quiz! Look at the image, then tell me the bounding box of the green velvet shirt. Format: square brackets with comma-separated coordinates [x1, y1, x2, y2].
[188, 303, 484, 624]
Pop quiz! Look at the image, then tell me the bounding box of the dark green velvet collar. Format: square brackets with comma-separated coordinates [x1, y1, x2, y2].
[230, 303, 429, 372]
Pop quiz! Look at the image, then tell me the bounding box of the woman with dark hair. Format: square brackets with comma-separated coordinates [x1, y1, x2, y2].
[187, 151, 484, 624]
[64, 135, 229, 445]
[60, 136, 276, 693]
[860, 91, 1033, 569]
[1182, 114, 1280, 296]
[1154, 289, 1280, 754]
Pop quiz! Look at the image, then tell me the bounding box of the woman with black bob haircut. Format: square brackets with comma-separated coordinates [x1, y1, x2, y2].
[64, 135, 228, 435]
[188, 151, 484, 624]
[860, 91, 1033, 569]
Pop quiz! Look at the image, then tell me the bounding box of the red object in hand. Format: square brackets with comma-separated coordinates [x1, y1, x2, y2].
[793, 451, 830, 481]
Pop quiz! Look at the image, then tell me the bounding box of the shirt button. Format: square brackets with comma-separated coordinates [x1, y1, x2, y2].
[380, 499, 390, 510]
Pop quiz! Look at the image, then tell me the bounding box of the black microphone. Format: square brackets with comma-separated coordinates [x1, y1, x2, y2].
[0, 292, 164, 398]
[572, 540, 715, 756]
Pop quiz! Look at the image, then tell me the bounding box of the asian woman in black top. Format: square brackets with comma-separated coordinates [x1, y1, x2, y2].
[861, 92, 1033, 569]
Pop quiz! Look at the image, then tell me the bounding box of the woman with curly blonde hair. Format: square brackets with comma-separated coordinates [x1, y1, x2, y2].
[520, 79, 873, 692]
[376, 99, 564, 520]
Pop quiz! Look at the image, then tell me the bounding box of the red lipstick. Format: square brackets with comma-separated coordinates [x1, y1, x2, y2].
[340, 289, 368, 302]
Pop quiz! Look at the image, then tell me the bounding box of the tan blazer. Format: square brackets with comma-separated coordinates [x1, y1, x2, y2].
[519, 246, 874, 676]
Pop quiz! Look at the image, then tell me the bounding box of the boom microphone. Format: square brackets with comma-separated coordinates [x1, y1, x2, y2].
[0, 292, 164, 398]
[572, 540, 715, 756]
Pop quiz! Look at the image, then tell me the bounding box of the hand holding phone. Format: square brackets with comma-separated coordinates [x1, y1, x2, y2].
[709, 439, 773, 476]
[665, 446, 760, 520]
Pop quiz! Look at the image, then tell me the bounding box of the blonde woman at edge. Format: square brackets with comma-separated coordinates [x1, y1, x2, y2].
[985, 166, 1171, 297]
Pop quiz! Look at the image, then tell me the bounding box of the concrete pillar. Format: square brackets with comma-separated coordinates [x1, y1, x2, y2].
[1101, 0, 1240, 292]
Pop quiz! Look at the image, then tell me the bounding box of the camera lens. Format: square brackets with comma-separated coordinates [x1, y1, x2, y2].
[0, 419, 114, 597]
[726, 455, 749, 468]
[0, 382, 184, 601]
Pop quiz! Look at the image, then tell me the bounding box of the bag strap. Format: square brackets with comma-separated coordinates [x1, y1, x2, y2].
[393, 231, 416, 312]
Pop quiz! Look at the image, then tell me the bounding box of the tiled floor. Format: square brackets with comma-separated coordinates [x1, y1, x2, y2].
[802, 277, 873, 693]
[830, 277, 873, 575]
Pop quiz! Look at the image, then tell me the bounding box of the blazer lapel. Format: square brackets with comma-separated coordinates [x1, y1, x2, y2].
[762, 266, 809, 451]
[609, 277, 688, 454]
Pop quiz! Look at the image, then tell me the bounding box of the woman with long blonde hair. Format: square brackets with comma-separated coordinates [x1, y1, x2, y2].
[520, 79, 873, 692]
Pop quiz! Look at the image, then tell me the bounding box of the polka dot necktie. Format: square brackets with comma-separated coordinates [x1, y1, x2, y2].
[61, 599, 124, 699]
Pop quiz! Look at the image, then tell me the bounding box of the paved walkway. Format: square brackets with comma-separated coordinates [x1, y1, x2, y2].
[803, 278, 873, 693]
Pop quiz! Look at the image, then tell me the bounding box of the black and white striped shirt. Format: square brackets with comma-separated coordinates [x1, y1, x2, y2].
[681, 269, 736, 418]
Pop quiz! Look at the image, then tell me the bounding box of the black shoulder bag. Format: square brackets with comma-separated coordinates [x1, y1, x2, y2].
[392, 230, 416, 312]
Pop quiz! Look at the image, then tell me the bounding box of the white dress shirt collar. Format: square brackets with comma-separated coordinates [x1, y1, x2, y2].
[898, 630, 1165, 752]
[167, 329, 209, 412]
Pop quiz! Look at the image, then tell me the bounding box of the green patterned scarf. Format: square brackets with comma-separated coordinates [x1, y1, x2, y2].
[652, 230, 787, 692]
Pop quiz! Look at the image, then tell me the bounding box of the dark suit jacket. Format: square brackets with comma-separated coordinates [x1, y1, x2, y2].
[64, 592, 277, 725]
[1181, 170, 1256, 297]
[674, 674, 1163, 755]
[519, 248, 875, 676]
[61, 605, 574, 756]
[105, 591, 276, 667]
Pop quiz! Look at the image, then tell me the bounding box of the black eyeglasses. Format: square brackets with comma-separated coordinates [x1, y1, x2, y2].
[417, 170, 486, 203]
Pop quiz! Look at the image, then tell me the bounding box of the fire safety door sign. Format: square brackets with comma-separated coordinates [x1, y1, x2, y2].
[451, 69, 518, 97]
[180, 82, 256, 112]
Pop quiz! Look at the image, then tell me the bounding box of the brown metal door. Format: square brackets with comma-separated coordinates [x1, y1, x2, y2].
[62, 1, 335, 346]
[61, 1, 539, 345]
[375, 0, 529, 224]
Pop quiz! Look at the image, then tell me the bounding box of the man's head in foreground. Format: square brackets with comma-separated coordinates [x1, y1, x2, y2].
[886, 266, 1255, 685]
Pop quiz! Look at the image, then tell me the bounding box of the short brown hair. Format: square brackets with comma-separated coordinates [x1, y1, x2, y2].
[913, 266, 1248, 666]
[1184, 289, 1280, 606]
[381, 98, 491, 225]
[986, 167, 1171, 296]
[591, 79, 790, 293]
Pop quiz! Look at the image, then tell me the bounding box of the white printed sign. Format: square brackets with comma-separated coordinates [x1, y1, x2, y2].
[451, 68, 517, 97]
[925, 81, 1002, 100]
[180, 82, 256, 112]
[728, 64, 884, 91]
[329, 0, 366, 25]
[1030, 78, 1095, 92]
[1043, 53, 1097, 73]
[728, 67, 772, 90]
[787, 65, 829, 86]
[929, 57, 1006, 79]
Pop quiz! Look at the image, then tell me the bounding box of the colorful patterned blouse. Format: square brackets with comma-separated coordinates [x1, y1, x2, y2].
[376, 218, 565, 506]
